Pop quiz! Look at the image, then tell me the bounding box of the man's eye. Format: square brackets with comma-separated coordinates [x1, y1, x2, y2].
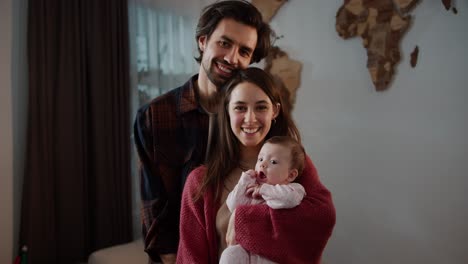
[219, 41, 230, 48]
[240, 49, 251, 58]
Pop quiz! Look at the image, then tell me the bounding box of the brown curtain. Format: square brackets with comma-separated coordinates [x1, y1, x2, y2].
[20, 0, 132, 262]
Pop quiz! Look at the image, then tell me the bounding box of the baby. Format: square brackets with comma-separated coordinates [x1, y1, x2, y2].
[220, 136, 306, 264]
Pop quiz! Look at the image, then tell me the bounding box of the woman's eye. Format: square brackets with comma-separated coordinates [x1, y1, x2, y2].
[256, 105, 268, 111]
[234, 106, 246, 111]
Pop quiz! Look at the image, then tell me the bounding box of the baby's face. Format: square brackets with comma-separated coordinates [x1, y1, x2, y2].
[255, 143, 294, 185]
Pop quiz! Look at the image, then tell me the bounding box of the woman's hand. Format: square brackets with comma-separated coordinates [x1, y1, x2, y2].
[160, 253, 176, 264]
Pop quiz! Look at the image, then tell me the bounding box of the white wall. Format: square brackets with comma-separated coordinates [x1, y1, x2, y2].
[0, 0, 14, 262]
[270, 1, 467, 263]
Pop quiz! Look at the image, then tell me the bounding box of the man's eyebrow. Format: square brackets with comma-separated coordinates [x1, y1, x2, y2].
[220, 35, 234, 43]
[220, 35, 254, 54]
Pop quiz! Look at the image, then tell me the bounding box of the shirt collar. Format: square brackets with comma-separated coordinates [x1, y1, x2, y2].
[178, 74, 204, 115]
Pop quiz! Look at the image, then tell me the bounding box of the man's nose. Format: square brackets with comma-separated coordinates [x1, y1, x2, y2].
[224, 47, 239, 66]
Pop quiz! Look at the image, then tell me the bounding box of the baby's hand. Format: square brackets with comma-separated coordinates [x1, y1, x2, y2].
[245, 183, 262, 199]
[243, 169, 257, 179]
[251, 186, 262, 199]
[245, 182, 256, 197]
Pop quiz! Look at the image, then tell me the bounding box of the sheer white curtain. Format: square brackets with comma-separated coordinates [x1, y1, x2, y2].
[128, 0, 201, 238]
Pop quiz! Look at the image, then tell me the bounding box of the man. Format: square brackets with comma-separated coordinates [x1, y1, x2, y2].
[133, 1, 273, 263]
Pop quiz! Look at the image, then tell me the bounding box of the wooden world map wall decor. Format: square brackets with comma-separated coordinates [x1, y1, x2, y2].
[253, 1, 459, 95]
[336, 0, 421, 91]
[336, 0, 459, 91]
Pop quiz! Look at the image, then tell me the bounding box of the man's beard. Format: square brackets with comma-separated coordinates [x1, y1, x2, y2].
[202, 59, 236, 89]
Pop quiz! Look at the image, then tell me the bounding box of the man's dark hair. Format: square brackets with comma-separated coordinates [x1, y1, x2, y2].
[194, 0, 274, 64]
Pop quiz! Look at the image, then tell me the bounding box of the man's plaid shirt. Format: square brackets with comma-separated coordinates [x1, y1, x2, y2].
[133, 75, 209, 262]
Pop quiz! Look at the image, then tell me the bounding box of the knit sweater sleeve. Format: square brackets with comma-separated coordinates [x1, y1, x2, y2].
[234, 155, 336, 264]
[177, 166, 217, 264]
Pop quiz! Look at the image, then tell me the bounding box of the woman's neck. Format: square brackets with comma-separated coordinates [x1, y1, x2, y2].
[239, 145, 261, 170]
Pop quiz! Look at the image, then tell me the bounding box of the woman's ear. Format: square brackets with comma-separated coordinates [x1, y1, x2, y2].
[273, 103, 281, 119]
[288, 168, 299, 182]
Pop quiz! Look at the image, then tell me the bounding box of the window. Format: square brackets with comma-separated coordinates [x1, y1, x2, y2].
[128, 1, 199, 238]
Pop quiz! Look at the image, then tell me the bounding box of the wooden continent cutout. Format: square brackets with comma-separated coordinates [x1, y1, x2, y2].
[336, 0, 420, 91]
[442, 0, 451, 10]
[264, 47, 302, 112]
[410, 45, 419, 68]
[251, 0, 288, 23]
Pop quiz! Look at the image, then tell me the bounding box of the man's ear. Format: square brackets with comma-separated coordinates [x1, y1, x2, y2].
[198, 35, 207, 52]
[288, 169, 298, 182]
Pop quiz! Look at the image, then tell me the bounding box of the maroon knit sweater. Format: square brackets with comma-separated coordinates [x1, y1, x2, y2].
[177, 156, 335, 264]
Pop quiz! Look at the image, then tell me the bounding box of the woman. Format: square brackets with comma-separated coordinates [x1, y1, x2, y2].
[177, 68, 335, 264]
